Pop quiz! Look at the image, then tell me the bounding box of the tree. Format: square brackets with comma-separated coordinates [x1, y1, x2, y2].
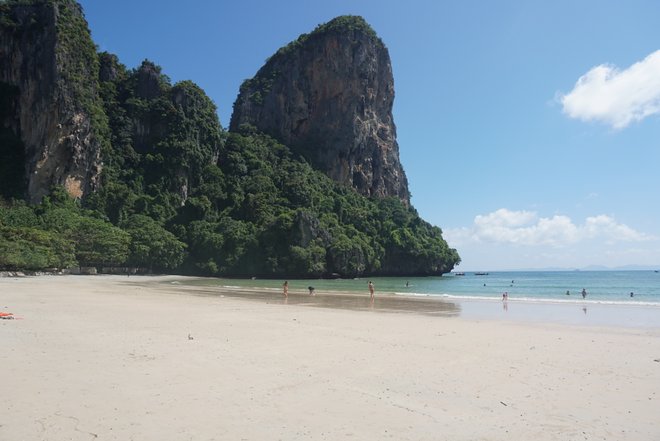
[0, 226, 76, 270]
[74, 217, 130, 267]
[122, 214, 186, 270]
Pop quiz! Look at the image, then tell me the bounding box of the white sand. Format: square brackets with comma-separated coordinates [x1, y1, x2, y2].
[1, 275, 659, 441]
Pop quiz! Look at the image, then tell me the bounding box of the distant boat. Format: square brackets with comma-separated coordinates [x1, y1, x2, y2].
[454, 272, 465, 276]
[474, 272, 489, 276]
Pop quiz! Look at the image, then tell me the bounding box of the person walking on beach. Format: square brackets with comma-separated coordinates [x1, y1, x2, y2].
[502, 291, 508, 301]
[283, 281, 288, 298]
[368, 281, 375, 301]
[581, 288, 587, 299]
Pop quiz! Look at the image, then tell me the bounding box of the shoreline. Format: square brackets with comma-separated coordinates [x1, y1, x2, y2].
[2, 275, 660, 440]
[157, 276, 660, 329]
[3, 270, 658, 303]
[4, 274, 660, 328]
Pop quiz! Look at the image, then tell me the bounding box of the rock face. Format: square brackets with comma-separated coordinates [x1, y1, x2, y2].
[0, 0, 103, 203]
[230, 16, 410, 205]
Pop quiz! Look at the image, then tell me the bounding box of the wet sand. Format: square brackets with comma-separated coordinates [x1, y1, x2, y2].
[1, 275, 659, 440]
[161, 281, 463, 316]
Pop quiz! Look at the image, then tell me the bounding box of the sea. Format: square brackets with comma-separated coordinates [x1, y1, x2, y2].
[213, 270, 660, 306]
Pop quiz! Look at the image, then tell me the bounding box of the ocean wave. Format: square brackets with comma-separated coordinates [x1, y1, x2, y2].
[393, 292, 433, 297]
[393, 292, 660, 307]
[221, 285, 281, 291]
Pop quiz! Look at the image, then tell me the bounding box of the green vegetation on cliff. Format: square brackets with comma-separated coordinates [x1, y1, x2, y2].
[0, 0, 108, 204]
[94, 56, 222, 208]
[54, 0, 110, 152]
[0, 2, 460, 276]
[167, 127, 458, 277]
[1, 120, 459, 276]
[241, 15, 384, 108]
[272, 15, 383, 60]
[1, 0, 109, 151]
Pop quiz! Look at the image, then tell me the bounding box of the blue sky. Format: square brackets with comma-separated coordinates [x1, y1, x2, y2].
[78, 0, 660, 270]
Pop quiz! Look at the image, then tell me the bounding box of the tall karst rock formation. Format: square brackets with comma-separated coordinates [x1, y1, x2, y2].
[0, 0, 104, 202]
[230, 16, 410, 205]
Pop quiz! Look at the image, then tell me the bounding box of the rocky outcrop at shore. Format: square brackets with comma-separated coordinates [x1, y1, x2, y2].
[0, 5, 460, 278]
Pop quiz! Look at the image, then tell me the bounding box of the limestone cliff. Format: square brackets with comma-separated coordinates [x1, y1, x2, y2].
[230, 16, 410, 205]
[97, 56, 223, 205]
[0, 0, 104, 203]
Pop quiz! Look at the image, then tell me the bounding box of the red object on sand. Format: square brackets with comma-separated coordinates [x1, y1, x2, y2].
[0, 312, 13, 317]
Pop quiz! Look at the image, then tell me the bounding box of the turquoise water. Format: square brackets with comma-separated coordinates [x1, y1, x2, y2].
[212, 271, 660, 305]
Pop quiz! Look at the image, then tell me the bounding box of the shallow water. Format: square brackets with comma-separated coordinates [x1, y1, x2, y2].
[196, 270, 660, 306]
[176, 271, 660, 328]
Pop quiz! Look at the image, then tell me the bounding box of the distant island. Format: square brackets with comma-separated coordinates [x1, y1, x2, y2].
[454, 266, 660, 272]
[0, 1, 460, 277]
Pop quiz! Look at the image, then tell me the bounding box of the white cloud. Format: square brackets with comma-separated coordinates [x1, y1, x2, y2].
[559, 50, 660, 129]
[583, 215, 648, 242]
[445, 209, 654, 247]
[469, 209, 577, 246]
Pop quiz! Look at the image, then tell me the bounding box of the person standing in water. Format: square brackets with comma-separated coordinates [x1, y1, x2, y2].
[283, 281, 289, 298]
[368, 281, 375, 301]
[581, 288, 587, 299]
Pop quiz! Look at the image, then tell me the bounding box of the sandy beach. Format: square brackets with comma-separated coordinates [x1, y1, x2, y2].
[1, 275, 659, 441]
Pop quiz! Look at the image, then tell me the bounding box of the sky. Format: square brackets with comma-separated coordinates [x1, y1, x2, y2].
[78, 0, 660, 271]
